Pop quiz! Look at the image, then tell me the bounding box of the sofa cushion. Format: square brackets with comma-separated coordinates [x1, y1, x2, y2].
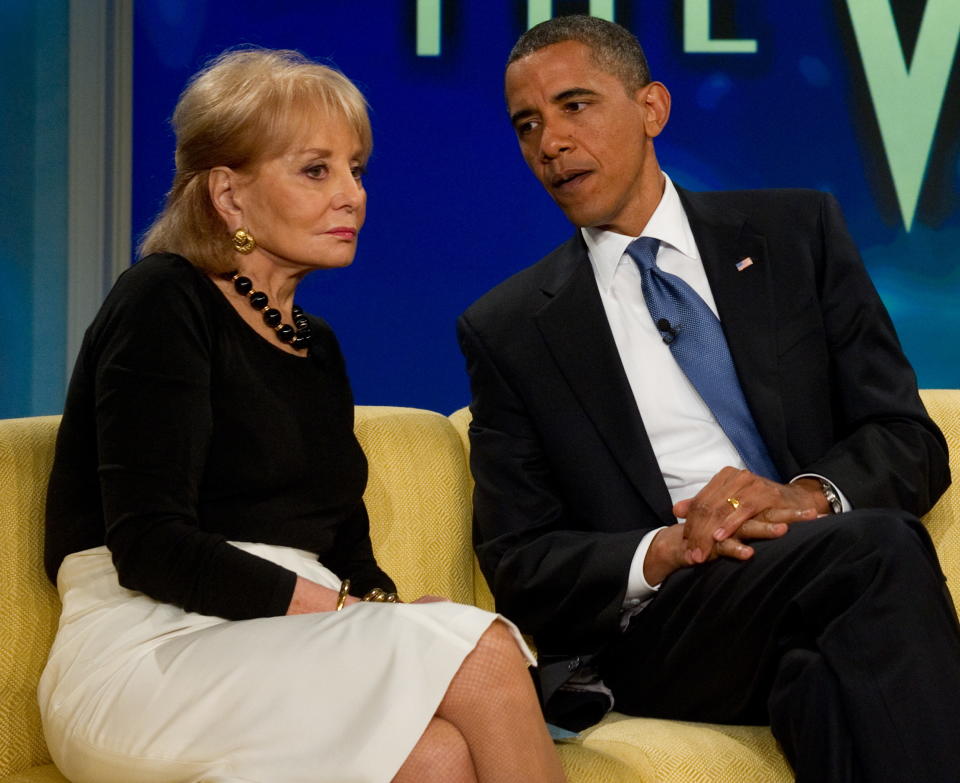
[355, 405, 478, 604]
[579, 714, 791, 782]
[0, 764, 68, 783]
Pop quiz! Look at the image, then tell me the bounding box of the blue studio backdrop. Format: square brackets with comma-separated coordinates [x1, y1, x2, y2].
[133, 1, 960, 414]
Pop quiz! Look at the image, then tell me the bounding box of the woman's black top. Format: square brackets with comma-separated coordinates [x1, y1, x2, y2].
[44, 253, 394, 620]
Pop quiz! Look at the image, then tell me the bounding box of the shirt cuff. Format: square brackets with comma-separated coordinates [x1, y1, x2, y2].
[791, 473, 853, 513]
[623, 527, 666, 609]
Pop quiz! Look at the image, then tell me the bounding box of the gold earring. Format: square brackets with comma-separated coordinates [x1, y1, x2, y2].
[232, 228, 256, 254]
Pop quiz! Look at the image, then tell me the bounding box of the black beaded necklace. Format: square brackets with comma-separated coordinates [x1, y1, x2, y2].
[224, 271, 312, 351]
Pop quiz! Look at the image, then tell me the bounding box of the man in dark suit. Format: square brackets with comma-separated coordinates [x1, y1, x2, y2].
[457, 15, 959, 782]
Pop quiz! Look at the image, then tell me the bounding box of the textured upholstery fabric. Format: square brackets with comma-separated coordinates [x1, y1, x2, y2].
[554, 740, 639, 782]
[0, 765, 66, 783]
[0, 417, 62, 780]
[355, 406, 476, 604]
[2, 394, 957, 782]
[919, 389, 960, 607]
[579, 715, 792, 783]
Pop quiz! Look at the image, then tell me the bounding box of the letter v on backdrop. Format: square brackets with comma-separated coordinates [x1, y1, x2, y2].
[847, 0, 960, 232]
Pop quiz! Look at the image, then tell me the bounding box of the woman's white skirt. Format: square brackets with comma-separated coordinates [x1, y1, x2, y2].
[38, 543, 533, 783]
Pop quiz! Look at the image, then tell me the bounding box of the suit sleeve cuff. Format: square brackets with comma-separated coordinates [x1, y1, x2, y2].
[623, 527, 666, 608]
[791, 473, 853, 513]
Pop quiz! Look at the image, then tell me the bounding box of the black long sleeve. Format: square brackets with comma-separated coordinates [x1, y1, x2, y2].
[45, 253, 392, 619]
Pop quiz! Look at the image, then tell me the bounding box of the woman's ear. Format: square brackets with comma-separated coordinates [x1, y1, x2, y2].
[209, 167, 244, 228]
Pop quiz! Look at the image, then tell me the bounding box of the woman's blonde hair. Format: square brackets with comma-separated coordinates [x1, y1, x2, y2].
[138, 48, 372, 273]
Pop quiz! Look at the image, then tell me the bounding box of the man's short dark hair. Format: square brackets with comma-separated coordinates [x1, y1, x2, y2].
[507, 15, 652, 92]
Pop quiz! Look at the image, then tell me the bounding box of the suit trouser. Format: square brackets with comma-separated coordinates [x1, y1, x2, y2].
[597, 510, 960, 783]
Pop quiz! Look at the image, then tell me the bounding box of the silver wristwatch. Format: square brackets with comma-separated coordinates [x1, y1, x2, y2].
[818, 478, 842, 514]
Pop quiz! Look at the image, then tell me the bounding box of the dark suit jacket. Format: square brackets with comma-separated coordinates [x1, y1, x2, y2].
[457, 187, 950, 696]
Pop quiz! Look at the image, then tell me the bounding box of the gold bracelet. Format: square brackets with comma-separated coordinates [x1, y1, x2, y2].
[335, 579, 351, 612]
[362, 587, 400, 603]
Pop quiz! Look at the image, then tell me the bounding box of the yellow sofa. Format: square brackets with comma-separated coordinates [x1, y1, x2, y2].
[2, 391, 958, 782]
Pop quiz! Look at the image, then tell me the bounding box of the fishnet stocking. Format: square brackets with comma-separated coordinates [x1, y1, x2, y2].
[393, 717, 478, 783]
[435, 620, 566, 782]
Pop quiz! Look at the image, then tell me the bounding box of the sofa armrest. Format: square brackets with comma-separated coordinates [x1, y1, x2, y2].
[919, 389, 960, 606]
[0, 416, 62, 777]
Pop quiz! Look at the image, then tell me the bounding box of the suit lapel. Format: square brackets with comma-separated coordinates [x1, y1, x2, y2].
[534, 235, 675, 523]
[677, 188, 789, 473]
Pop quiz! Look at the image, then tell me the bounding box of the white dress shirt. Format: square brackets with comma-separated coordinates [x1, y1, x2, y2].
[582, 175, 849, 609]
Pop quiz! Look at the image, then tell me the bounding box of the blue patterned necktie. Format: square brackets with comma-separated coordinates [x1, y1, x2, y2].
[626, 236, 780, 481]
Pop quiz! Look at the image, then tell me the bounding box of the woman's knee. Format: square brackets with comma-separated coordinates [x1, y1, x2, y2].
[467, 620, 526, 676]
[479, 619, 523, 655]
[442, 619, 531, 712]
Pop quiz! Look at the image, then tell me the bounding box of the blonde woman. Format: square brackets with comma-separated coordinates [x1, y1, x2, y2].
[41, 49, 565, 783]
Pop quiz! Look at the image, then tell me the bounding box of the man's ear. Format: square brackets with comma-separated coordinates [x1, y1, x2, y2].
[209, 166, 244, 228]
[637, 81, 671, 139]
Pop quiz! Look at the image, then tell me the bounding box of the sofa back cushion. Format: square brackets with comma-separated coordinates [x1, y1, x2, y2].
[355, 405, 476, 603]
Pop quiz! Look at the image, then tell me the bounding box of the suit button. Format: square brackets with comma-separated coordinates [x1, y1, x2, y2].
[567, 656, 581, 671]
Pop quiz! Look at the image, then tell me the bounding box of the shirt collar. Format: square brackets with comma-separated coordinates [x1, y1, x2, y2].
[582, 173, 701, 293]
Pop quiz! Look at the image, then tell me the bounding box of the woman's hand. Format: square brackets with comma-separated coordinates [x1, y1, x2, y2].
[286, 576, 359, 614]
[286, 579, 450, 613]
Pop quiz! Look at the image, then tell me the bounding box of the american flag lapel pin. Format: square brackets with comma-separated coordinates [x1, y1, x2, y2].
[735, 257, 754, 272]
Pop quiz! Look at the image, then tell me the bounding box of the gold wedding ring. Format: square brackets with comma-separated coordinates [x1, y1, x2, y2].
[726, 497, 741, 510]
